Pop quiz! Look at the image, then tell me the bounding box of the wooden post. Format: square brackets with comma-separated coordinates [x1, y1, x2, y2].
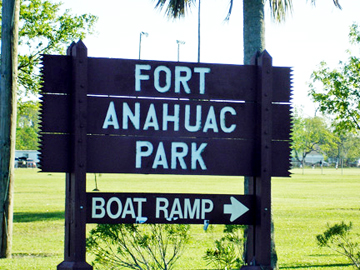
[57, 40, 92, 270]
[242, 50, 273, 270]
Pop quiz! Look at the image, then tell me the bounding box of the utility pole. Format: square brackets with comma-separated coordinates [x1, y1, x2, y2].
[0, 0, 20, 258]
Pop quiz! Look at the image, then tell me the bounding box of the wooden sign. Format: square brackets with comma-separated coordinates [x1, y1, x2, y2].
[86, 193, 254, 225]
[44, 41, 292, 270]
[39, 48, 291, 177]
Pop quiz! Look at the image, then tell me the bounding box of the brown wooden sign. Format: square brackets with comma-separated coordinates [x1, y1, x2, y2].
[44, 41, 292, 270]
[39, 48, 291, 177]
[86, 193, 255, 225]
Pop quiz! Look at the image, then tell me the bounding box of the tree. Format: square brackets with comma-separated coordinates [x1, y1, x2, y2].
[328, 133, 360, 167]
[15, 0, 97, 97]
[309, 23, 360, 134]
[292, 115, 339, 165]
[16, 100, 39, 150]
[0, 0, 97, 258]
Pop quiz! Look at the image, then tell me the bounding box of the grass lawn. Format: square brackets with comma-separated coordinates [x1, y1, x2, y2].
[0, 168, 358, 269]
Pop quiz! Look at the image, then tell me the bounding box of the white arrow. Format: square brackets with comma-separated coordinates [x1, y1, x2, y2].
[223, 196, 249, 222]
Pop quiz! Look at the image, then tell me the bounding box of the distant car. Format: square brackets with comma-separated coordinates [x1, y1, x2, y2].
[26, 158, 37, 168]
[17, 157, 27, 168]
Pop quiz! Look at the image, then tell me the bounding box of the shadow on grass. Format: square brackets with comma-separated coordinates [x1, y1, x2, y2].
[280, 263, 352, 269]
[12, 252, 59, 258]
[14, 211, 64, 223]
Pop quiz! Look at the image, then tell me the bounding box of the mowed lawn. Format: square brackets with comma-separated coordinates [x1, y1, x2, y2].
[0, 168, 358, 269]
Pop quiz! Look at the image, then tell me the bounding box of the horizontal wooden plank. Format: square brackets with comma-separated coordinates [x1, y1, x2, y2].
[40, 95, 291, 141]
[273, 67, 292, 103]
[41, 55, 291, 102]
[41, 55, 71, 95]
[39, 134, 290, 177]
[39, 94, 71, 133]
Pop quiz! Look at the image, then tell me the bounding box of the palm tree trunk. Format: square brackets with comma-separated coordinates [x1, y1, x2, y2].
[197, 0, 201, 62]
[243, 0, 265, 64]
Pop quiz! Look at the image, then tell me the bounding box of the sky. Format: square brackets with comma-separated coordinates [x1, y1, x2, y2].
[60, 0, 360, 117]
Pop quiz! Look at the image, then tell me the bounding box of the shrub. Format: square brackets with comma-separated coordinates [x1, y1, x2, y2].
[203, 225, 245, 269]
[316, 221, 360, 269]
[87, 223, 190, 269]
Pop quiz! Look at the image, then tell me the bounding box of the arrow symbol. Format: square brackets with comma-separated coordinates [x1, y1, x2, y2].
[223, 196, 249, 222]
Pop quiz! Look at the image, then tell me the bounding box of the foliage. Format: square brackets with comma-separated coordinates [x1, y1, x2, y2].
[332, 133, 360, 166]
[153, 0, 294, 22]
[291, 114, 339, 164]
[0, 0, 98, 97]
[86, 223, 190, 270]
[4, 0, 97, 149]
[16, 100, 40, 150]
[203, 225, 244, 269]
[316, 222, 360, 269]
[309, 23, 360, 134]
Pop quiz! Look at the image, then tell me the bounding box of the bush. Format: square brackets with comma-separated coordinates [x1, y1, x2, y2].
[316, 221, 360, 269]
[87, 223, 190, 269]
[203, 225, 245, 269]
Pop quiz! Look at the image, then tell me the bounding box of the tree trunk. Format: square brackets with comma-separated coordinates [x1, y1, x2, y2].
[0, 0, 20, 258]
[243, 0, 265, 65]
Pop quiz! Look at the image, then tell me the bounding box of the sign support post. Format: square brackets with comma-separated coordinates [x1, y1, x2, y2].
[57, 41, 92, 270]
[242, 51, 273, 270]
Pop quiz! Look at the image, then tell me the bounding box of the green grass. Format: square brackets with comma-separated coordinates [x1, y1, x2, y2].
[0, 168, 359, 269]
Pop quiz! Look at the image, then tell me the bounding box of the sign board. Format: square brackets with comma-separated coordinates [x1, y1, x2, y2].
[39, 53, 291, 177]
[43, 41, 292, 270]
[87, 193, 254, 225]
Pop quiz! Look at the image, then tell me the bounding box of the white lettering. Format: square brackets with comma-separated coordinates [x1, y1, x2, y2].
[194, 67, 210, 94]
[136, 141, 153, 168]
[163, 104, 180, 131]
[184, 198, 200, 219]
[220, 106, 237, 133]
[156, 197, 169, 218]
[121, 198, 136, 218]
[123, 102, 140, 130]
[152, 142, 169, 169]
[133, 198, 147, 218]
[92, 197, 106, 218]
[143, 104, 159, 130]
[203, 106, 219, 132]
[135, 64, 151, 91]
[175, 66, 192, 94]
[171, 142, 188, 169]
[191, 143, 207, 170]
[201, 199, 214, 219]
[102, 101, 119, 129]
[185, 105, 201, 132]
[154, 66, 171, 93]
[169, 198, 183, 219]
[107, 197, 122, 219]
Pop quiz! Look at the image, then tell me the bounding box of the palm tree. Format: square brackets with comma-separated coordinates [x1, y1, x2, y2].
[154, 0, 341, 64]
[153, 0, 342, 268]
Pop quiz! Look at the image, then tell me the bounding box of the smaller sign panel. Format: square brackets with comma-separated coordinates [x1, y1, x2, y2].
[86, 193, 255, 225]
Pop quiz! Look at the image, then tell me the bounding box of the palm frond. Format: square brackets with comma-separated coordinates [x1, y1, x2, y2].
[310, 0, 342, 10]
[269, 0, 293, 22]
[153, 0, 196, 19]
